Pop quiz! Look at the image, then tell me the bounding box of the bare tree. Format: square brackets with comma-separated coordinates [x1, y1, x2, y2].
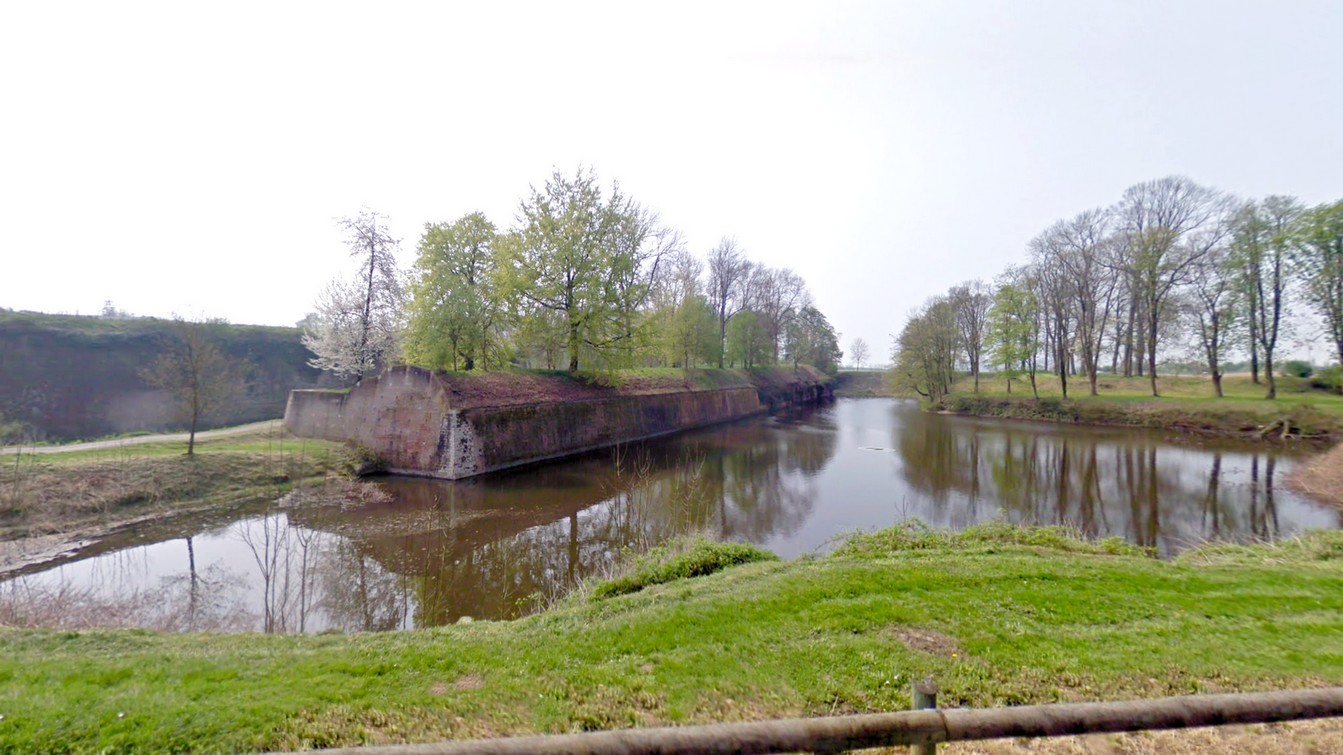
[749, 266, 808, 364]
[342, 209, 403, 371]
[948, 279, 992, 392]
[1030, 231, 1076, 398]
[1113, 177, 1232, 396]
[706, 238, 752, 368]
[1186, 243, 1238, 397]
[139, 317, 248, 455]
[849, 337, 870, 369]
[1040, 209, 1121, 396]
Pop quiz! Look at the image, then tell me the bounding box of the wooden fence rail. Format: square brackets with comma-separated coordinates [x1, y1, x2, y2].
[270, 687, 1343, 755]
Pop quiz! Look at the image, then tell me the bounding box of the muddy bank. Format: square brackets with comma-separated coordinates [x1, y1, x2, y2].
[0, 430, 350, 578]
[936, 395, 1342, 446]
[0, 496, 242, 580]
[1287, 442, 1343, 508]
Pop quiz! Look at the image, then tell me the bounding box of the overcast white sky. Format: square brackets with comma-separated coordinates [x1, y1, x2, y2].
[2, 1, 1340, 363]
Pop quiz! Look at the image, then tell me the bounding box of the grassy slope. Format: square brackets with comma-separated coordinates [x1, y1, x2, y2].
[834, 370, 896, 397]
[0, 310, 330, 442]
[2, 525, 1341, 753]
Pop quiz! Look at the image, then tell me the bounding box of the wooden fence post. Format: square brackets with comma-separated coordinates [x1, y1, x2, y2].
[912, 678, 939, 755]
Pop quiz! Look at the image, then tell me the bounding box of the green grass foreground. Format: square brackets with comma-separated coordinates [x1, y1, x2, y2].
[3, 523, 1343, 753]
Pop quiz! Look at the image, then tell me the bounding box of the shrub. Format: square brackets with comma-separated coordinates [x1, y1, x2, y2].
[1310, 365, 1342, 394]
[591, 538, 778, 599]
[1281, 359, 1314, 378]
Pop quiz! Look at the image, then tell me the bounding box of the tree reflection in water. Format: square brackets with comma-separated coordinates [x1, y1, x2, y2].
[892, 404, 1300, 552]
[275, 404, 836, 626]
[5, 399, 1333, 633]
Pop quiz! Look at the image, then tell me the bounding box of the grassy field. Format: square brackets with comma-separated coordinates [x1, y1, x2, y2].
[936, 372, 1343, 444]
[1, 524, 1341, 753]
[0, 426, 349, 542]
[965, 371, 1343, 414]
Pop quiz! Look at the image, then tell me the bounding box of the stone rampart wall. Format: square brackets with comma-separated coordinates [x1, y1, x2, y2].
[284, 367, 830, 479]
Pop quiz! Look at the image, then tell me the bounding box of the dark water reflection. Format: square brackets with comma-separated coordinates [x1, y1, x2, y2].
[3, 399, 1336, 631]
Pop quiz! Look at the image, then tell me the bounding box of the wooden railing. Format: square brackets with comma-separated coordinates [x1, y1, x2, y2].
[269, 686, 1343, 754]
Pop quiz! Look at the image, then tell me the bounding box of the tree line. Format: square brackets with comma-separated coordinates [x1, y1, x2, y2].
[302, 169, 842, 381]
[893, 175, 1343, 401]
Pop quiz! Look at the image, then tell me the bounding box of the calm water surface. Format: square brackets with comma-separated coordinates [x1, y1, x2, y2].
[3, 399, 1335, 632]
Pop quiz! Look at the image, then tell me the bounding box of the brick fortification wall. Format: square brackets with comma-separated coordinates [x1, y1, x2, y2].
[284, 366, 831, 480]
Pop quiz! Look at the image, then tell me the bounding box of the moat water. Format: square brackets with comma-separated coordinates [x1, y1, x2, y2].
[2, 398, 1335, 632]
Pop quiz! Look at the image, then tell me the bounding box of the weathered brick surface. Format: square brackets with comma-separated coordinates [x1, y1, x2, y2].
[284, 366, 829, 480]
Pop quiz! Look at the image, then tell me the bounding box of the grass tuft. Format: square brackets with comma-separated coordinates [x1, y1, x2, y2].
[1176, 530, 1343, 567]
[834, 520, 1149, 559]
[590, 537, 779, 599]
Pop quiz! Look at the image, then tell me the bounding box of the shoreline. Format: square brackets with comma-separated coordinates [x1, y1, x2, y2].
[936, 394, 1342, 447]
[934, 393, 1343, 509]
[1286, 442, 1343, 509]
[0, 428, 350, 579]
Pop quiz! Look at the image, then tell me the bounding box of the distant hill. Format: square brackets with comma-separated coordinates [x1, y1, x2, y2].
[0, 311, 337, 441]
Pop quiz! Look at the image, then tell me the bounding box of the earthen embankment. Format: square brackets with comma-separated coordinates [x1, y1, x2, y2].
[284, 367, 832, 479]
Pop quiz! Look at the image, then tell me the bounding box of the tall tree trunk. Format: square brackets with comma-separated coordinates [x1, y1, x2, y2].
[717, 306, 728, 369]
[1146, 309, 1160, 397]
[1123, 292, 1137, 377]
[1248, 316, 1261, 385]
[1264, 352, 1277, 399]
[568, 317, 581, 372]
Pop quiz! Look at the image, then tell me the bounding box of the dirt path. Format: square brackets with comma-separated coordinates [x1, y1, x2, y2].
[0, 420, 283, 456]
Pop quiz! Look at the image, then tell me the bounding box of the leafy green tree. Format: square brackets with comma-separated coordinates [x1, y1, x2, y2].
[1232, 195, 1303, 399]
[725, 310, 765, 369]
[139, 317, 248, 455]
[1296, 199, 1343, 386]
[503, 169, 667, 372]
[404, 213, 500, 371]
[645, 250, 720, 369]
[600, 204, 680, 366]
[987, 271, 1041, 397]
[891, 297, 959, 402]
[785, 305, 842, 374]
